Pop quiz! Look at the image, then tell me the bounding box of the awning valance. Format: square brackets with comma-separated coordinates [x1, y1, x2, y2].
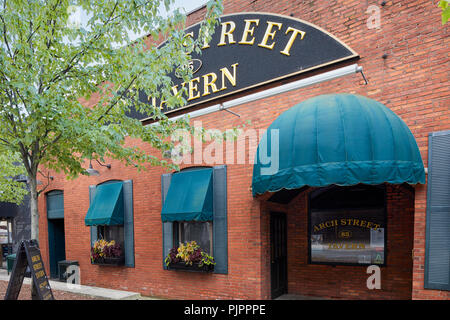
[161, 168, 213, 222]
[85, 181, 124, 226]
[252, 94, 426, 196]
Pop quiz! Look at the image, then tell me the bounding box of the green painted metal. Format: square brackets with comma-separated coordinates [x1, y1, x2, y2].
[46, 190, 64, 219]
[252, 94, 426, 196]
[122, 180, 135, 267]
[161, 173, 173, 270]
[89, 185, 98, 246]
[47, 219, 66, 278]
[212, 165, 228, 274]
[424, 130, 450, 291]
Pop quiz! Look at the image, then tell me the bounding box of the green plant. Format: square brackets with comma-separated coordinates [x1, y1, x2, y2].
[439, 0, 450, 25]
[199, 251, 215, 267]
[0, 0, 224, 243]
[165, 240, 216, 268]
[91, 239, 122, 263]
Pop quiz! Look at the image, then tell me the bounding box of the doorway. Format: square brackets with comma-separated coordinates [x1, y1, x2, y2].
[48, 218, 66, 279]
[270, 211, 287, 299]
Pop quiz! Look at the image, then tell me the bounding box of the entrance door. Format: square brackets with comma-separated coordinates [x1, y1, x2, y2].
[270, 212, 287, 299]
[48, 219, 66, 279]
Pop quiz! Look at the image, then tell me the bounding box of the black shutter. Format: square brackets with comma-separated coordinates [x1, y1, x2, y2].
[161, 173, 173, 270]
[123, 180, 135, 267]
[213, 165, 228, 274]
[89, 185, 97, 247]
[424, 130, 450, 291]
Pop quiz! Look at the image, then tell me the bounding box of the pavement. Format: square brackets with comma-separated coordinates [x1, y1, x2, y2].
[0, 268, 151, 300]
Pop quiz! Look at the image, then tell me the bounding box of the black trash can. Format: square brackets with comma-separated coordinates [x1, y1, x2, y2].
[57, 260, 79, 283]
[6, 254, 31, 277]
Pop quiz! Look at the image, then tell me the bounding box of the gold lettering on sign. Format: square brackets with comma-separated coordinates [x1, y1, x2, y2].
[218, 21, 236, 46]
[33, 262, 43, 270]
[314, 219, 380, 231]
[183, 32, 194, 54]
[202, 73, 219, 96]
[220, 63, 239, 90]
[258, 21, 283, 50]
[239, 19, 260, 45]
[328, 243, 366, 250]
[280, 27, 306, 56]
[171, 82, 186, 97]
[201, 28, 211, 49]
[147, 63, 239, 107]
[188, 77, 201, 101]
[39, 280, 48, 289]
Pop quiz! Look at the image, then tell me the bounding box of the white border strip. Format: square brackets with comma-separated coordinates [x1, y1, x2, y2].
[153, 64, 362, 123]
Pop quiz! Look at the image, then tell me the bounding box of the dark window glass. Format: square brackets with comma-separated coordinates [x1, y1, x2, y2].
[309, 185, 386, 265]
[97, 225, 124, 249]
[176, 222, 212, 254]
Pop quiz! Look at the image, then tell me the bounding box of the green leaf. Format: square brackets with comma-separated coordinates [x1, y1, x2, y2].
[442, 7, 450, 25]
[0, 0, 224, 244]
[439, 0, 449, 24]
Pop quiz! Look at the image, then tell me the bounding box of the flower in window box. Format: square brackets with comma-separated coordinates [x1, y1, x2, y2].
[165, 241, 215, 271]
[91, 239, 123, 265]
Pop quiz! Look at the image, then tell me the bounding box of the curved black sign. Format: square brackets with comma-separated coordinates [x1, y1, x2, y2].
[139, 12, 358, 119]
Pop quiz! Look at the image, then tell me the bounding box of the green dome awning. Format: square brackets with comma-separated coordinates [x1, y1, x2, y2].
[252, 94, 425, 196]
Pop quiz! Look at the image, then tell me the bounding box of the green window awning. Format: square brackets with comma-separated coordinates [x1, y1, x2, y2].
[85, 181, 124, 226]
[252, 94, 426, 196]
[161, 168, 213, 222]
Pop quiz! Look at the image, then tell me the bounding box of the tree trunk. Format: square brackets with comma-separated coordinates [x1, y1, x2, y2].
[29, 175, 39, 242]
[28, 173, 39, 300]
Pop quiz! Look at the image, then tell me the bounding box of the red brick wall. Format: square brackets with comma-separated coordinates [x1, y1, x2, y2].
[37, 0, 449, 299]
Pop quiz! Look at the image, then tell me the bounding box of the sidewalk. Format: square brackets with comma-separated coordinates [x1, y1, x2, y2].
[0, 269, 148, 300]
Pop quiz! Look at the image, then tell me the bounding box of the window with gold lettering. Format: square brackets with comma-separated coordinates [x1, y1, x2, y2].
[309, 185, 386, 265]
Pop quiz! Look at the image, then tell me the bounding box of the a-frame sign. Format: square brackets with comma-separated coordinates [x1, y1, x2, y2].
[4, 240, 54, 300]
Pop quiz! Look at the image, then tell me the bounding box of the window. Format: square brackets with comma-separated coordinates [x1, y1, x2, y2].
[309, 185, 386, 266]
[174, 221, 213, 254]
[162, 165, 228, 274]
[97, 225, 124, 249]
[88, 180, 135, 267]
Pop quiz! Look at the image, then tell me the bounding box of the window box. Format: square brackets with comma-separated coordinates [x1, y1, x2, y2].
[91, 256, 125, 266]
[91, 239, 124, 266]
[167, 261, 214, 273]
[164, 241, 215, 273]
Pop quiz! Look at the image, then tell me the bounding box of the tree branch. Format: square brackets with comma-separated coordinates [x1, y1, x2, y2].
[44, 1, 120, 91]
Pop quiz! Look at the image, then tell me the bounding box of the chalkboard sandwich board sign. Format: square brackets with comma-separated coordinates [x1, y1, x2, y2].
[4, 240, 54, 300]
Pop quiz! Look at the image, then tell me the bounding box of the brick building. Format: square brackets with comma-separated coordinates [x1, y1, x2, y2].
[37, 0, 449, 300]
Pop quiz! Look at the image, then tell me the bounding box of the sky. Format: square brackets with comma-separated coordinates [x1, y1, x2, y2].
[69, 0, 209, 42]
[129, 0, 209, 41]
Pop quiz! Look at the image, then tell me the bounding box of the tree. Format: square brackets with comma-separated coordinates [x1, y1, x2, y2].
[0, 0, 224, 242]
[0, 148, 28, 204]
[439, 0, 450, 25]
